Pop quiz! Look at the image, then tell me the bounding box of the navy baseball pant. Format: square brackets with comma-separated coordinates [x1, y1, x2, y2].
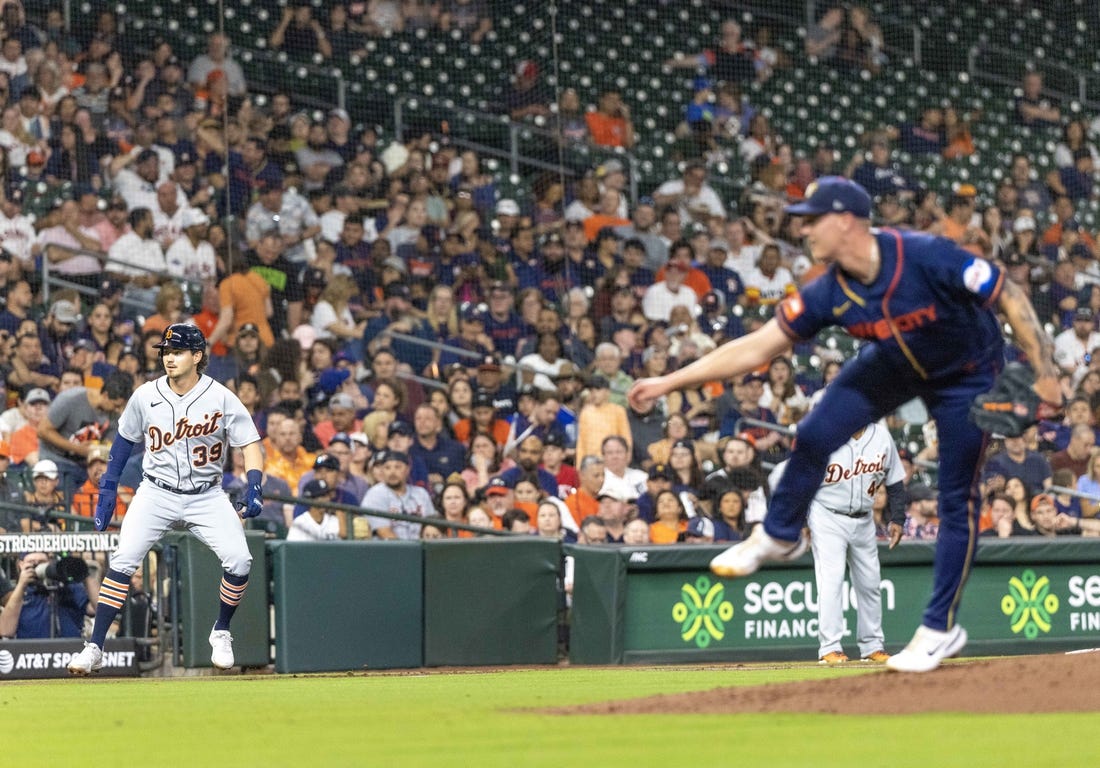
[764, 345, 995, 631]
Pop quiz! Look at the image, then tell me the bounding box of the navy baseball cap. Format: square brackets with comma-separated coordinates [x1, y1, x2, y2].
[785, 176, 872, 219]
[313, 453, 340, 471]
[388, 420, 413, 437]
[302, 478, 334, 499]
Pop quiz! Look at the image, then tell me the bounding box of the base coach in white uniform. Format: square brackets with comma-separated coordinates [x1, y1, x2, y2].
[772, 420, 906, 664]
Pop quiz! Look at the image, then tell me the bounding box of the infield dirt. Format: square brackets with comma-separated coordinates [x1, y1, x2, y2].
[553, 651, 1100, 715]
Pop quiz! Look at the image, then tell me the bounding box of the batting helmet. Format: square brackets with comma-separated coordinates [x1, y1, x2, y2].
[153, 323, 207, 351]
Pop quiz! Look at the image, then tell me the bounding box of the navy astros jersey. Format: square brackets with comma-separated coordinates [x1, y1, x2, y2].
[776, 228, 1005, 379]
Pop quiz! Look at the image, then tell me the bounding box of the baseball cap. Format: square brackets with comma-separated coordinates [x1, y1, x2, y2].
[72, 339, 97, 353]
[554, 362, 584, 382]
[181, 207, 210, 229]
[302, 478, 335, 500]
[303, 267, 328, 287]
[318, 368, 349, 394]
[496, 198, 520, 216]
[1030, 493, 1055, 512]
[329, 432, 352, 448]
[26, 150, 45, 166]
[313, 453, 341, 471]
[596, 159, 625, 177]
[24, 388, 51, 405]
[472, 389, 495, 409]
[1063, 218, 1081, 232]
[543, 431, 565, 448]
[49, 299, 81, 324]
[460, 303, 486, 323]
[517, 384, 538, 399]
[785, 176, 872, 219]
[32, 459, 59, 479]
[485, 476, 510, 496]
[383, 282, 411, 300]
[741, 371, 767, 385]
[100, 276, 124, 296]
[1013, 215, 1037, 233]
[597, 487, 636, 503]
[588, 374, 610, 390]
[671, 438, 695, 453]
[135, 148, 159, 166]
[238, 322, 260, 337]
[685, 516, 715, 538]
[648, 463, 673, 480]
[375, 449, 409, 466]
[329, 393, 355, 410]
[1071, 243, 1094, 261]
[477, 354, 502, 372]
[328, 108, 350, 122]
[382, 256, 407, 274]
[387, 420, 413, 437]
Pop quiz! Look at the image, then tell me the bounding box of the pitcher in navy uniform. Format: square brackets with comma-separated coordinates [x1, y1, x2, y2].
[629, 177, 1060, 672]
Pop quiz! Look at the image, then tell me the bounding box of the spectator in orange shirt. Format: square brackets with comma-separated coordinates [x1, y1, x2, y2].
[649, 489, 689, 544]
[264, 417, 317, 491]
[582, 190, 631, 243]
[585, 90, 635, 149]
[453, 389, 511, 447]
[564, 455, 605, 528]
[207, 248, 275, 350]
[5, 386, 51, 468]
[72, 445, 132, 525]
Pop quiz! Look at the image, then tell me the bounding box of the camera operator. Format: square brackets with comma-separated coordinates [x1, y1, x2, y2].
[0, 552, 101, 639]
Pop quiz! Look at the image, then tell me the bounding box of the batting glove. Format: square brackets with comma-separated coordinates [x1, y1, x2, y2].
[95, 480, 118, 532]
[239, 470, 264, 519]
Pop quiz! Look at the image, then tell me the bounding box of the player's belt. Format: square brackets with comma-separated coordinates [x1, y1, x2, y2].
[143, 473, 220, 495]
[833, 510, 870, 519]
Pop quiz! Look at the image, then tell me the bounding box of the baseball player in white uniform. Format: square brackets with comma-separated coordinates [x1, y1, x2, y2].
[770, 420, 906, 664]
[68, 324, 265, 675]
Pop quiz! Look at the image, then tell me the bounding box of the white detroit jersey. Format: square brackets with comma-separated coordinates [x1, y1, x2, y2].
[117, 375, 260, 492]
[771, 422, 904, 515]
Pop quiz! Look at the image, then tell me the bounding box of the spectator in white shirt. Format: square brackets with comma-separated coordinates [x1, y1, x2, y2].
[151, 181, 186, 250]
[652, 161, 727, 225]
[107, 207, 166, 318]
[165, 208, 217, 283]
[642, 251, 701, 323]
[286, 478, 346, 541]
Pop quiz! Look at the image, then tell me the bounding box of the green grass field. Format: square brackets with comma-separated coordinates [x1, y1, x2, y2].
[6, 665, 1097, 767]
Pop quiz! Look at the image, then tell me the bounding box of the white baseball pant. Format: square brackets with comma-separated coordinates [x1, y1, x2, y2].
[110, 482, 252, 576]
[808, 505, 885, 658]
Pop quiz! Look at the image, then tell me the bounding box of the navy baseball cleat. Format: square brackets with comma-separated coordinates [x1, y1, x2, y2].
[209, 626, 235, 670]
[710, 525, 809, 578]
[68, 642, 104, 675]
[886, 624, 968, 673]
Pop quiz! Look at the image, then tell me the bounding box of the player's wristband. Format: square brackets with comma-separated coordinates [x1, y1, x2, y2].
[246, 469, 263, 487]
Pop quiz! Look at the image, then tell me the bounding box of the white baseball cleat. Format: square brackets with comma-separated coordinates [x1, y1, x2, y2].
[710, 524, 809, 578]
[209, 627, 235, 670]
[67, 642, 104, 675]
[886, 624, 968, 673]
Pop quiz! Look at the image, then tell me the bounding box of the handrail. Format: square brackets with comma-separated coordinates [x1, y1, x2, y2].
[263, 492, 512, 538]
[40, 243, 204, 309]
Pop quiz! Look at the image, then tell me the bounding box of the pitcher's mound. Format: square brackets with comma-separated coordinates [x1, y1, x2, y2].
[557, 651, 1100, 715]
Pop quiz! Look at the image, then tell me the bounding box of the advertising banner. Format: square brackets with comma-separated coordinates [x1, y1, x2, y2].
[0, 638, 139, 679]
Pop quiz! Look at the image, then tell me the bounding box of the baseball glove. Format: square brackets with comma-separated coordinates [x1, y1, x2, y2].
[969, 363, 1043, 437]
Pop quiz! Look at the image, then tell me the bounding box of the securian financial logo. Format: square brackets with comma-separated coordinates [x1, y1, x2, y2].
[1001, 569, 1059, 639]
[672, 576, 734, 649]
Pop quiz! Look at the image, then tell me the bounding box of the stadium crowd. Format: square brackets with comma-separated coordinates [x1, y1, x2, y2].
[0, 1, 1095, 557]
